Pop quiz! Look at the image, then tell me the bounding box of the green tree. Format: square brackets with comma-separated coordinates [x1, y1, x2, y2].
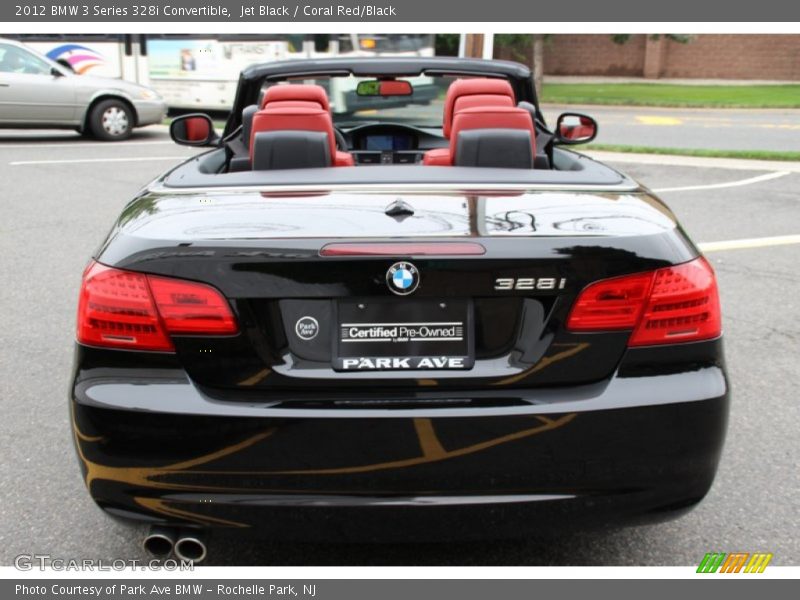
[495, 34, 547, 97]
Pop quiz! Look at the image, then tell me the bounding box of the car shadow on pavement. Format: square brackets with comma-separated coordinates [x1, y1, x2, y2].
[200, 526, 661, 566]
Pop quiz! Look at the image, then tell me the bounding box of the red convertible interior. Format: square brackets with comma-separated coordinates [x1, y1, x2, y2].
[230, 78, 540, 172]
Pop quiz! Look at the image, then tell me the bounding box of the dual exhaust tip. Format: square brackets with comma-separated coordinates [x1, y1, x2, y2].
[143, 527, 207, 564]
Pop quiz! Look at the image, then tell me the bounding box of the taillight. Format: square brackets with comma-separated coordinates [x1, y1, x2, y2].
[567, 257, 721, 347]
[77, 262, 238, 351]
[148, 276, 238, 335]
[565, 272, 653, 331]
[629, 258, 721, 346]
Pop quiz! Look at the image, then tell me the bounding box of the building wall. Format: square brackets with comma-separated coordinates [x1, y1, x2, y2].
[661, 35, 800, 80]
[537, 34, 800, 80]
[543, 35, 647, 77]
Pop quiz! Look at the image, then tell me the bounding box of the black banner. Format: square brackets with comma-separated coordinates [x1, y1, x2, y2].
[4, 579, 796, 600]
[2, 0, 800, 22]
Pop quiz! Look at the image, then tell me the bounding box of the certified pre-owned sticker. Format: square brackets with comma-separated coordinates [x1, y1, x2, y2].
[341, 322, 464, 343]
[295, 316, 319, 340]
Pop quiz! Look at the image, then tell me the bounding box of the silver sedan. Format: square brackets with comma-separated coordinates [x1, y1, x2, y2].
[0, 38, 167, 140]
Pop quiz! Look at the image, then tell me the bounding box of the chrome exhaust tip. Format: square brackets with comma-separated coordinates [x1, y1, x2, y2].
[174, 532, 207, 564]
[143, 526, 176, 558]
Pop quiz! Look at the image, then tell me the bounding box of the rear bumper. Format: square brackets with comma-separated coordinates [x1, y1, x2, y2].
[70, 343, 729, 541]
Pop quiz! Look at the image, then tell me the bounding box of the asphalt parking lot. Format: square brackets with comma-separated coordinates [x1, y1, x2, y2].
[385, 103, 800, 151]
[0, 126, 798, 566]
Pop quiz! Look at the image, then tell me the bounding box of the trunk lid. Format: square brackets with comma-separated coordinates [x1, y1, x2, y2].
[101, 188, 694, 396]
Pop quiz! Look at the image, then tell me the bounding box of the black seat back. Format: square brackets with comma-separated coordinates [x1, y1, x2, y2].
[454, 128, 534, 169]
[518, 101, 551, 169]
[251, 130, 331, 170]
[228, 104, 259, 172]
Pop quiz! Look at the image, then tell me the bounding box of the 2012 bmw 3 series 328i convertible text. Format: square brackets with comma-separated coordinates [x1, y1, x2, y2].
[70, 58, 728, 562]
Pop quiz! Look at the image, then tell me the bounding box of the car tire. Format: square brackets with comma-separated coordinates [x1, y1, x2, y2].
[89, 99, 134, 141]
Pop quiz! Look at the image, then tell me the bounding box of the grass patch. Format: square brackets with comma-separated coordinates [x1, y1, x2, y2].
[541, 83, 800, 108]
[585, 144, 800, 162]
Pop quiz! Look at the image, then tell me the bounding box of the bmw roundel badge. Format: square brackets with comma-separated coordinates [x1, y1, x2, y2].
[386, 261, 420, 295]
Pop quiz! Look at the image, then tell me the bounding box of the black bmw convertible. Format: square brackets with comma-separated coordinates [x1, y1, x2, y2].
[70, 57, 728, 562]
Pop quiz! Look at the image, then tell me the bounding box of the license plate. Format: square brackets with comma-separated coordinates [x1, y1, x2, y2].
[333, 299, 473, 371]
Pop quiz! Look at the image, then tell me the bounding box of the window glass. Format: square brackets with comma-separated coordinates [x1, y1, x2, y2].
[0, 44, 53, 75]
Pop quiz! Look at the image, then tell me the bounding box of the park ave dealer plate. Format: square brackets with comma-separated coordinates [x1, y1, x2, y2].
[334, 299, 474, 371]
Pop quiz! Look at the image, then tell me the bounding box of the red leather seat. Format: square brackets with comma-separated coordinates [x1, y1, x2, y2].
[424, 106, 536, 167]
[424, 78, 517, 166]
[251, 84, 353, 167]
[442, 78, 516, 139]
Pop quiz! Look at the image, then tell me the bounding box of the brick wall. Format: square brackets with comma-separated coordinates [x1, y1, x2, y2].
[532, 34, 800, 80]
[542, 35, 646, 77]
[661, 35, 800, 80]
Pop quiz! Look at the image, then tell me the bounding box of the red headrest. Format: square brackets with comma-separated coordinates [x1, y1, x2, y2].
[261, 84, 330, 111]
[450, 106, 536, 162]
[264, 100, 324, 110]
[443, 78, 515, 138]
[250, 105, 336, 158]
[453, 94, 514, 114]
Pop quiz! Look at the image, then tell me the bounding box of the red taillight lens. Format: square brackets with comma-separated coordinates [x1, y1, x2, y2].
[566, 272, 654, 331]
[77, 263, 172, 351]
[77, 262, 237, 351]
[567, 257, 721, 347]
[629, 257, 721, 346]
[148, 276, 238, 335]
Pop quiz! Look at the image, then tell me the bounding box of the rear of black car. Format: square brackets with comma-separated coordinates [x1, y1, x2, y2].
[70, 188, 728, 541]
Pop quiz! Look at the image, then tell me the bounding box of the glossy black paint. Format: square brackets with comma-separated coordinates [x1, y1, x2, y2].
[71, 339, 728, 540]
[71, 184, 729, 539]
[94, 189, 695, 392]
[69, 58, 728, 540]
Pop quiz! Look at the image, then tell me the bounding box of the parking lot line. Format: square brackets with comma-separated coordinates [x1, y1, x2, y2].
[652, 170, 791, 193]
[9, 156, 191, 166]
[699, 234, 800, 253]
[0, 140, 174, 149]
[587, 150, 800, 173]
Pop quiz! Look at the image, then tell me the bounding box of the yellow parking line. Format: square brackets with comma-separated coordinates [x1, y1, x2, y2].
[635, 115, 683, 126]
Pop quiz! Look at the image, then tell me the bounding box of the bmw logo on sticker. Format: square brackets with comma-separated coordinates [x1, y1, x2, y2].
[386, 262, 420, 295]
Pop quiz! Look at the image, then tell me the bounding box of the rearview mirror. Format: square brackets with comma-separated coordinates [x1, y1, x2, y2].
[555, 113, 598, 145]
[170, 114, 219, 147]
[356, 79, 413, 97]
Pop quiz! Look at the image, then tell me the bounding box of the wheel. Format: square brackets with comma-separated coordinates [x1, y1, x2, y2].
[89, 99, 134, 141]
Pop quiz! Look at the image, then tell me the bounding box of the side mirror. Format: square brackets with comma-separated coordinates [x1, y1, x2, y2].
[170, 114, 219, 147]
[55, 58, 74, 73]
[50, 67, 65, 78]
[555, 113, 598, 145]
